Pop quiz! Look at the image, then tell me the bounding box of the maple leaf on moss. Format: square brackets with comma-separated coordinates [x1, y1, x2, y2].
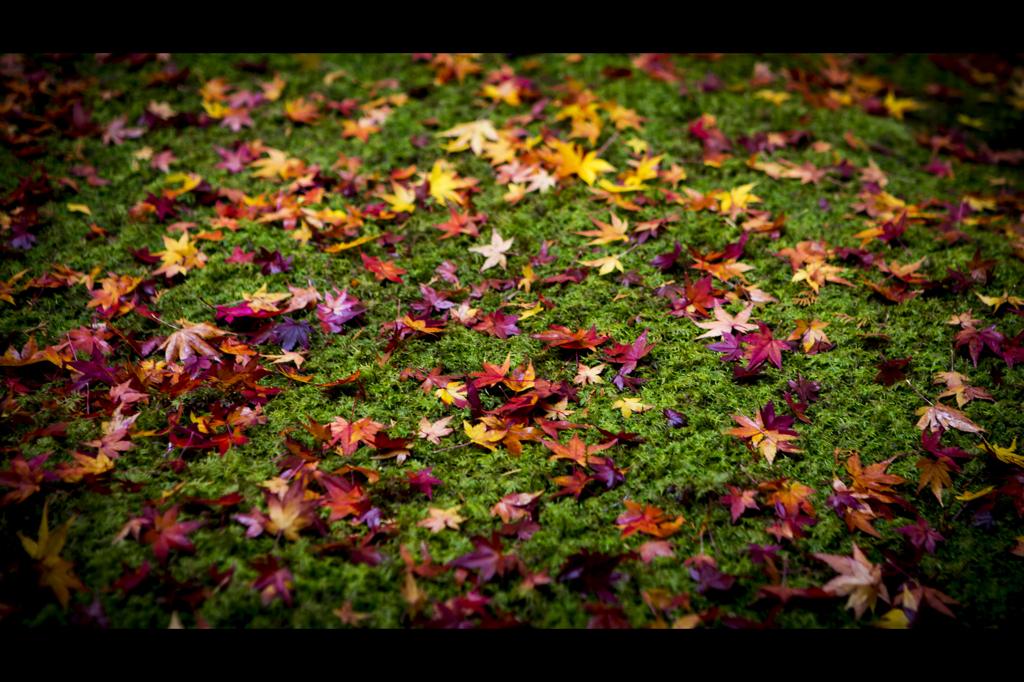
[418, 506, 465, 533]
[406, 467, 444, 500]
[152, 232, 207, 278]
[915, 456, 954, 505]
[541, 433, 606, 467]
[341, 118, 380, 143]
[490, 491, 543, 523]
[417, 416, 454, 445]
[468, 229, 514, 272]
[437, 120, 499, 156]
[141, 505, 205, 565]
[788, 318, 832, 354]
[615, 500, 684, 538]
[250, 556, 294, 607]
[272, 318, 312, 351]
[550, 469, 593, 501]
[873, 356, 911, 386]
[531, 325, 610, 351]
[725, 401, 801, 464]
[952, 325, 1004, 368]
[449, 532, 518, 583]
[896, 517, 945, 554]
[742, 322, 789, 370]
[720, 486, 759, 523]
[550, 139, 615, 186]
[612, 397, 654, 418]
[421, 159, 478, 206]
[18, 500, 86, 609]
[360, 252, 406, 283]
[914, 404, 984, 434]
[580, 253, 625, 276]
[252, 248, 293, 276]
[558, 549, 630, 604]
[473, 310, 520, 339]
[603, 328, 656, 376]
[284, 97, 320, 124]
[0, 452, 51, 505]
[814, 543, 889, 619]
[159, 320, 228, 364]
[572, 213, 630, 245]
[469, 353, 511, 388]
[693, 303, 757, 339]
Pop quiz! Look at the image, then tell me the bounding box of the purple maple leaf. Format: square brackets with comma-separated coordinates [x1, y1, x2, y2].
[649, 241, 682, 272]
[411, 284, 455, 313]
[254, 248, 293, 275]
[102, 114, 144, 146]
[250, 556, 295, 607]
[663, 408, 688, 428]
[705, 332, 744, 362]
[316, 287, 365, 333]
[272, 317, 312, 351]
[896, 517, 945, 555]
[220, 109, 254, 132]
[142, 192, 178, 221]
[213, 146, 250, 173]
[406, 467, 444, 499]
[7, 222, 36, 251]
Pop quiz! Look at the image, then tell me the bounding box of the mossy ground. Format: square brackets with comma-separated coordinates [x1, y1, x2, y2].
[1, 53, 1023, 628]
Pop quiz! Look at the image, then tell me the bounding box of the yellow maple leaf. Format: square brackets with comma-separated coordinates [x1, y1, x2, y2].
[573, 212, 630, 245]
[323, 233, 379, 253]
[67, 203, 91, 215]
[242, 283, 289, 312]
[434, 381, 467, 406]
[980, 438, 1024, 469]
[422, 159, 477, 206]
[380, 181, 417, 214]
[580, 252, 625, 275]
[153, 233, 207, 278]
[976, 290, 1024, 313]
[625, 138, 648, 154]
[883, 91, 926, 120]
[504, 183, 526, 204]
[719, 183, 762, 212]
[437, 120, 498, 156]
[956, 114, 984, 129]
[18, 500, 86, 609]
[463, 420, 504, 451]
[550, 140, 615, 186]
[955, 486, 995, 502]
[612, 397, 654, 418]
[481, 82, 520, 106]
[754, 89, 790, 106]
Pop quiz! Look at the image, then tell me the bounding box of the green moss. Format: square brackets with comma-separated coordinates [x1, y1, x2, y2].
[2, 53, 1023, 629]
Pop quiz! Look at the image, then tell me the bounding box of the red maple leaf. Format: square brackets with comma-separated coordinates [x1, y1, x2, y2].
[742, 322, 789, 370]
[141, 505, 204, 564]
[406, 467, 444, 500]
[614, 500, 684, 538]
[360, 252, 406, 283]
[873, 356, 911, 386]
[719, 485, 759, 523]
[530, 325, 610, 351]
[448, 532, 519, 583]
[0, 452, 51, 505]
[473, 309, 521, 339]
[469, 354, 511, 388]
[550, 468, 593, 500]
[602, 328, 656, 376]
